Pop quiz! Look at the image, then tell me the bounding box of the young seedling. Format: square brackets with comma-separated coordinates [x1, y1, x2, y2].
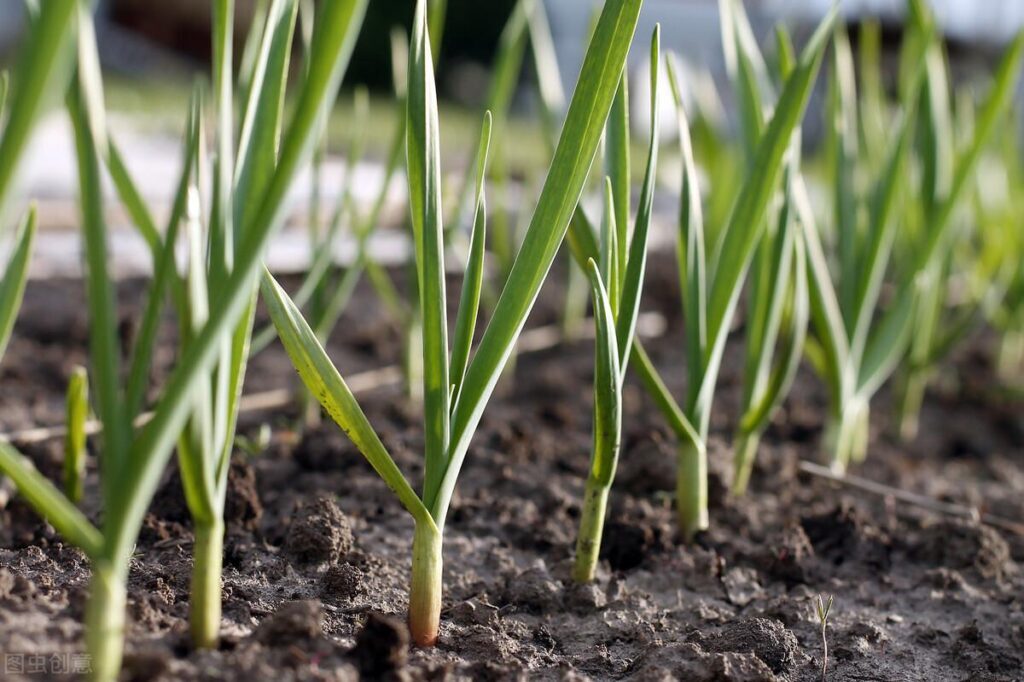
[892, 4, 1024, 439]
[573, 27, 660, 584]
[64, 366, 89, 505]
[816, 593, 834, 682]
[660, 9, 832, 538]
[716, 7, 809, 495]
[799, 6, 1024, 471]
[0, 2, 368, 677]
[262, 0, 643, 645]
[553, 2, 833, 538]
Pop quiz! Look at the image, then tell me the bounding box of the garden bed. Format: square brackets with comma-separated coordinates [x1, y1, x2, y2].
[1, 254, 1021, 681]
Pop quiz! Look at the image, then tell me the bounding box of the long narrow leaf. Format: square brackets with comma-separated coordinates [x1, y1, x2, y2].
[606, 72, 630, 280]
[438, 0, 644, 523]
[0, 207, 36, 360]
[666, 55, 707, 402]
[0, 0, 77, 217]
[586, 259, 622, 487]
[0, 442, 103, 559]
[408, 1, 451, 510]
[695, 9, 834, 425]
[260, 270, 435, 527]
[615, 26, 660, 368]
[124, 95, 202, 419]
[107, 0, 368, 559]
[68, 80, 128, 493]
[450, 113, 492, 412]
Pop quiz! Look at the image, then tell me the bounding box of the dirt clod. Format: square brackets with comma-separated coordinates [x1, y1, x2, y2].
[913, 519, 1011, 580]
[600, 519, 656, 571]
[350, 613, 409, 680]
[283, 496, 354, 564]
[704, 617, 801, 674]
[255, 600, 324, 645]
[321, 562, 363, 601]
[802, 502, 890, 569]
[223, 458, 263, 529]
[566, 581, 607, 612]
[633, 642, 779, 682]
[759, 522, 815, 585]
[505, 566, 562, 612]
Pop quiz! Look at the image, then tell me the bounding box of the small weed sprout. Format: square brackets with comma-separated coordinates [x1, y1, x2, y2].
[815, 594, 835, 681]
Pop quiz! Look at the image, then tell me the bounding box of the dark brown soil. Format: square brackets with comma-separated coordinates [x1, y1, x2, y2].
[1, 254, 1022, 681]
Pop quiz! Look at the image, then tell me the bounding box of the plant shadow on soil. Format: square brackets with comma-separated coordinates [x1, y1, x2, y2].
[1, 254, 1022, 681]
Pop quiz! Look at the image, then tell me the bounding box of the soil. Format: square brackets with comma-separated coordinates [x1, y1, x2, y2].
[1, 254, 1022, 681]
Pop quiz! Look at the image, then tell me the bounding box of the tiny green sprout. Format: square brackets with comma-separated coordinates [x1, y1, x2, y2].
[235, 424, 273, 457]
[815, 594, 835, 682]
[64, 366, 89, 505]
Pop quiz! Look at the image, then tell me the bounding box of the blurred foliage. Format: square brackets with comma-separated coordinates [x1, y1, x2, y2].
[350, 1, 518, 91]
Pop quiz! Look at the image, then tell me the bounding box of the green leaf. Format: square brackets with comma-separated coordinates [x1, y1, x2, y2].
[742, 169, 797, 408]
[740, 206, 809, 433]
[124, 94, 202, 420]
[0, 207, 36, 361]
[106, 139, 163, 263]
[720, 0, 769, 159]
[527, 0, 566, 147]
[0, 0, 77, 218]
[64, 365, 89, 505]
[439, 0, 644, 523]
[234, 0, 299, 233]
[695, 9, 834, 427]
[773, 23, 795, 82]
[793, 174, 849, 408]
[847, 97, 918, 362]
[606, 71, 630, 280]
[408, 0, 451, 510]
[177, 181, 219, 525]
[585, 259, 622, 487]
[450, 112, 492, 413]
[918, 31, 1024, 273]
[260, 269, 435, 528]
[615, 25, 660, 368]
[666, 55, 707, 404]
[0, 441, 103, 560]
[599, 178, 620, 311]
[856, 287, 915, 398]
[209, 0, 237, 286]
[428, 0, 448, 63]
[238, 0, 271, 100]
[830, 24, 860, 330]
[68, 74, 129, 494]
[107, 0, 368, 559]
[451, 0, 531, 233]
